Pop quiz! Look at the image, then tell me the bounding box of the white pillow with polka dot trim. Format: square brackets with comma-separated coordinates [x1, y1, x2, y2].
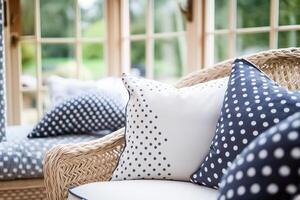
[218, 112, 300, 200]
[191, 58, 300, 189]
[111, 75, 229, 181]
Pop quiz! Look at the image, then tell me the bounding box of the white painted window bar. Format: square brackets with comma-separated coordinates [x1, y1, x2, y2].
[204, 0, 300, 67]
[19, 0, 107, 122]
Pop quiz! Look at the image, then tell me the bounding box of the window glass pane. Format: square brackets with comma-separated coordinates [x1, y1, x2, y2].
[42, 90, 51, 113]
[80, 0, 105, 38]
[154, 0, 186, 33]
[21, 0, 35, 35]
[41, 44, 76, 85]
[81, 43, 105, 80]
[279, 0, 300, 26]
[130, 0, 146, 35]
[21, 43, 37, 89]
[236, 33, 269, 56]
[40, 0, 75, 37]
[215, 0, 228, 29]
[154, 37, 186, 82]
[237, 0, 270, 28]
[214, 34, 228, 63]
[278, 31, 300, 48]
[131, 41, 145, 77]
[22, 92, 38, 125]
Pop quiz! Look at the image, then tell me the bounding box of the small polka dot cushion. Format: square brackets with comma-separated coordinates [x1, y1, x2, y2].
[111, 75, 229, 181]
[191, 58, 300, 189]
[28, 90, 126, 138]
[218, 112, 300, 200]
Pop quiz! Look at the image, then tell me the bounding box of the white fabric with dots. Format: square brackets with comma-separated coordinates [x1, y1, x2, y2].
[111, 75, 229, 181]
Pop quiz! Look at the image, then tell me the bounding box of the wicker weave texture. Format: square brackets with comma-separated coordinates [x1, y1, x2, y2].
[0, 187, 45, 200]
[44, 128, 125, 200]
[0, 178, 45, 200]
[43, 48, 300, 200]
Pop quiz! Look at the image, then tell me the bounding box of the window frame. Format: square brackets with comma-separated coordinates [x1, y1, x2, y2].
[121, 0, 197, 79]
[5, 0, 110, 125]
[203, 0, 300, 67]
[4, 0, 203, 125]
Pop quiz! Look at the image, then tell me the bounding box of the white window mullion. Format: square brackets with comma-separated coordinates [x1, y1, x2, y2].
[278, 25, 300, 31]
[270, 0, 279, 49]
[145, 0, 154, 79]
[228, 0, 236, 59]
[103, 0, 108, 76]
[204, 0, 215, 67]
[102, 0, 107, 76]
[121, 0, 130, 74]
[75, 0, 82, 79]
[5, 0, 22, 125]
[186, 0, 202, 72]
[106, 0, 121, 76]
[35, 0, 43, 119]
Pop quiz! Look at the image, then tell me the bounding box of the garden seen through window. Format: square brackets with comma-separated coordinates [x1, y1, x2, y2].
[6, 0, 300, 126]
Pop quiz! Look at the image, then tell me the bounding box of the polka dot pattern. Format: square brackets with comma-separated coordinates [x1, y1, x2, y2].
[28, 91, 126, 138]
[0, 1, 5, 142]
[191, 58, 300, 188]
[0, 126, 105, 180]
[112, 75, 229, 181]
[218, 112, 300, 200]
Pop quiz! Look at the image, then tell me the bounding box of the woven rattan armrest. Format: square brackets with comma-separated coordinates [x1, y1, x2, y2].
[43, 128, 125, 200]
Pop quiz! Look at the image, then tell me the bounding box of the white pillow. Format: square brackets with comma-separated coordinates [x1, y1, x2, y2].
[111, 75, 229, 181]
[47, 76, 128, 107]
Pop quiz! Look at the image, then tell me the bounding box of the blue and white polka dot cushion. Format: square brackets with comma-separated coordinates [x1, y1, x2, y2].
[28, 90, 126, 138]
[0, 126, 106, 180]
[191, 58, 300, 189]
[218, 112, 300, 200]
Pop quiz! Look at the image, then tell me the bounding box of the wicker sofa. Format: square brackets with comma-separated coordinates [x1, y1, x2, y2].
[44, 48, 300, 199]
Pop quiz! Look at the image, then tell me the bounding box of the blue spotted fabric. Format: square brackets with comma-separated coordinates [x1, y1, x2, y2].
[218, 112, 300, 200]
[0, 126, 107, 180]
[191, 58, 300, 189]
[28, 90, 126, 138]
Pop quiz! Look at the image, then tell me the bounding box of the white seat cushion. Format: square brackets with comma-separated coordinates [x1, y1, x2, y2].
[68, 180, 218, 200]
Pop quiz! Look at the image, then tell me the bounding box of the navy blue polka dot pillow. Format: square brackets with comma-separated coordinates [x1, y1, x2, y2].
[191, 58, 300, 189]
[218, 112, 300, 200]
[28, 91, 126, 138]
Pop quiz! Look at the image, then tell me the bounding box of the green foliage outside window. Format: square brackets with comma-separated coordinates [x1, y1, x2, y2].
[21, 0, 300, 81]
